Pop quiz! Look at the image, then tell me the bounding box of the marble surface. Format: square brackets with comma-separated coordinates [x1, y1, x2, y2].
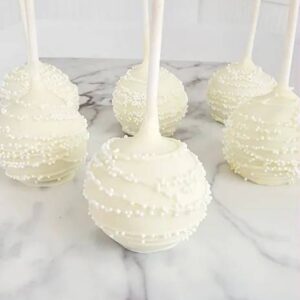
[0, 58, 299, 300]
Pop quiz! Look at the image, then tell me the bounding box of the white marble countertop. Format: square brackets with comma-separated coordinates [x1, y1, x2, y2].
[0, 58, 299, 300]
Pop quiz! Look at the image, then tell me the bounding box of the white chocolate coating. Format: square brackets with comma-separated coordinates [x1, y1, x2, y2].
[112, 64, 188, 136]
[223, 87, 300, 185]
[208, 62, 276, 124]
[84, 136, 211, 253]
[0, 64, 88, 186]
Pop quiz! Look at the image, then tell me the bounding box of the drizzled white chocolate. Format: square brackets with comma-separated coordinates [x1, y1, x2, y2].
[223, 88, 300, 185]
[208, 62, 276, 124]
[112, 63, 187, 136]
[84, 137, 211, 252]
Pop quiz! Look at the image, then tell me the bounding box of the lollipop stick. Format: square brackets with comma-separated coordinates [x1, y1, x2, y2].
[23, 0, 40, 80]
[143, 0, 150, 64]
[279, 0, 300, 89]
[243, 0, 262, 64]
[19, 0, 28, 37]
[138, 0, 164, 138]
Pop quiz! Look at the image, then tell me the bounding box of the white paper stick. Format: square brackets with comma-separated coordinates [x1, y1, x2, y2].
[243, 0, 262, 63]
[279, 0, 300, 88]
[143, 0, 150, 64]
[139, 0, 164, 137]
[24, 0, 40, 79]
[19, 0, 28, 37]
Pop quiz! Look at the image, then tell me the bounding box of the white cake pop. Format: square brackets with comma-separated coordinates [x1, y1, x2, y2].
[207, 0, 276, 124]
[0, 0, 88, 186]
[112, 0, 187, 137]
[113, 64, 188, 137]
[84, 0, 211, 253]
[223, 0, 300, 185]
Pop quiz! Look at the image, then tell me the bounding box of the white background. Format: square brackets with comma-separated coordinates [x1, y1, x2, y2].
[0, 0, 299, 88]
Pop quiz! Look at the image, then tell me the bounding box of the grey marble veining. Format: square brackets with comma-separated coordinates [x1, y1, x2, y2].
[0, 58, 299, 300]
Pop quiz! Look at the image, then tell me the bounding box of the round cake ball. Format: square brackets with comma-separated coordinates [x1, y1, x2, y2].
[223, 87, 300, 185]
[0, 62, 79, 110]
[84, 136, 211, 253]
[208, 61, 276, 124]
[0, 74, 88, 186]
[112, 64, 188, 136]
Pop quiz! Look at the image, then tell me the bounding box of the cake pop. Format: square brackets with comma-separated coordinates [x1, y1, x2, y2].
[223, 0, 300, 185]
[207, 0, 276, 124]
[0, 0, 88, 186]
[112, 0, 187, 137]
[84, 0, 211, 253]
[1, 0, 79, 110]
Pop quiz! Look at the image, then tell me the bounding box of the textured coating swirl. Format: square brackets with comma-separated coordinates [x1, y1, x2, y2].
[112, 64, 188, 136]
[223, 87, 300, 185]
[84, 137, 211, 253]
[208, 62, 276, 124]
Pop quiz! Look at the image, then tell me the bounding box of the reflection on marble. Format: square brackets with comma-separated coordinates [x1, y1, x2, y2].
[0, 58, 299, 300]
